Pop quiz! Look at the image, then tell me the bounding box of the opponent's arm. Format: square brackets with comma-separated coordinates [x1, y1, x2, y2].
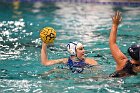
[41, 42, 68, 66]
[109, 11, 128, 70]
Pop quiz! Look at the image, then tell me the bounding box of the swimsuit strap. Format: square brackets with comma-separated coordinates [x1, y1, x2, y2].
[67, 57, 74, 68]
[67, 57, 87, 73]
[67, 57, 87, 67]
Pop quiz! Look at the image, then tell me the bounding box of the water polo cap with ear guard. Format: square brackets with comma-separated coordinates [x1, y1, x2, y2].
[66, 42, 83, 56]
[128, 44, 140, 61]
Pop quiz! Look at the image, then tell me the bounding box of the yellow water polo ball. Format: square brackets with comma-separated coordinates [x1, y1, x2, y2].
[40, 27, 56, 44]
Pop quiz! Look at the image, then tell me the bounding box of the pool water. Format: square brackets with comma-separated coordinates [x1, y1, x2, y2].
[0, 1, 140, 93]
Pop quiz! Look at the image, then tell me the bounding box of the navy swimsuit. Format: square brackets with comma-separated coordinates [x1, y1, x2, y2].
[67, 58, 87, 73]
[110, 60, 139, 77]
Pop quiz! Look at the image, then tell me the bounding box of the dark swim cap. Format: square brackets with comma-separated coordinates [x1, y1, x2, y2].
[128, 44, 140, 61]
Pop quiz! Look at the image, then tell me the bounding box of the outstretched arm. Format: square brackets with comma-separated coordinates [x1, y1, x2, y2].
[41, 42, 68, 66]
[109, 11, 128, 70]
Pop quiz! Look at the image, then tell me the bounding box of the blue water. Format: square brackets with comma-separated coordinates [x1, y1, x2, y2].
[0, 1, 140, 93]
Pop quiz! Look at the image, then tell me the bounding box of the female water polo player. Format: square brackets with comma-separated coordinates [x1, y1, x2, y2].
[109, 11, 140, 77]
[41, 41, 98, 73]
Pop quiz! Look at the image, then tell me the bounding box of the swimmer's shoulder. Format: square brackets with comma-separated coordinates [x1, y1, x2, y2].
[85, 57, 98, 65]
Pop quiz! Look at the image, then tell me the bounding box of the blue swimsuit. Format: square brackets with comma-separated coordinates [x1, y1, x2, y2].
[67, 57, 87, 73]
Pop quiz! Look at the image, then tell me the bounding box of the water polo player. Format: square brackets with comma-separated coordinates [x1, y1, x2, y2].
[40, 27, 98, 73]
[109, 11, 140, 77]
[66, 42, 97, 73]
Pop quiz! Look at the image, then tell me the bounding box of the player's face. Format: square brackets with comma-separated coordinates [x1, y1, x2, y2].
[76, 46, 85, 60]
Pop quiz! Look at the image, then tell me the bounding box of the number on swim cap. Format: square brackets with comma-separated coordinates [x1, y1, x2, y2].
[40, 27, 56, 44]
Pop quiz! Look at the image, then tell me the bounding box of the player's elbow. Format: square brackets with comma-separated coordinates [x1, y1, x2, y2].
[41, 60, 52, 66]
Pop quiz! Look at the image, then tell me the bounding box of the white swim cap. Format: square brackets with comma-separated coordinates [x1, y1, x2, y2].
[67, 41, 83, 56]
